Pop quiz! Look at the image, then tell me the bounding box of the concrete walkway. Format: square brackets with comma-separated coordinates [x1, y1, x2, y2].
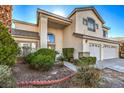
[95, 58, 124, 73]
[64, 58, 124, 73]
[64, 61, 78, 72]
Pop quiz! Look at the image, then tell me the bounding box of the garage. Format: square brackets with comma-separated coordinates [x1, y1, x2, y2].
[103, 44, 118, 59]
[89, 43, 118, 61]
[89, 43, 101, 61]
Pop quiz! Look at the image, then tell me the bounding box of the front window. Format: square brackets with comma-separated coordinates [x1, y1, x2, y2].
[87, 18, 95, 31]
[47, 33, 55, 49]
[18, 42, 37, 57]
[48, 34, 55, 43]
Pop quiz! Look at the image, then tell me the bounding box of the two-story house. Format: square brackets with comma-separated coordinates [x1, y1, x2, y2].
[12, 6, 119, 61]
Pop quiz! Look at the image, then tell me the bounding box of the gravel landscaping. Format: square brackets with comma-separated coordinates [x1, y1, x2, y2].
[12, 63, 74, 83]
[11, 63, 124, 88]
[99, 68, 124, 88]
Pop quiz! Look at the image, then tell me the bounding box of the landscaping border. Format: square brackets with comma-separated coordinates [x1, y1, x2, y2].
[17, 73, 76, 86]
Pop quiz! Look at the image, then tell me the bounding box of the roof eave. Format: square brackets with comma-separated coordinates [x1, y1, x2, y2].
[37, 8, 72, 23]
[103, 25, 111, 30]
[13, 19, 37, 26]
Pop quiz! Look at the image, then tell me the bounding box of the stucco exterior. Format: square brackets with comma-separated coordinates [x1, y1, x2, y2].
[48, 27, 64, 53]
[75, 10, 103, 38]
[12, 6, 119, 60]
[63, 14, 83, 59]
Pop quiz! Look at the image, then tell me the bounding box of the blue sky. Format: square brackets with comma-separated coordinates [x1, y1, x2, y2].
[13, 5, 124, 37]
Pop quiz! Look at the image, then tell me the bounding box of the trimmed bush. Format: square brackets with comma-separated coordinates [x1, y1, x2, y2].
[25, 53, 35, 64]
[75, 66, 101, 87]
[0, 65, 16, 88]
[0, 22, 20, 66]
[26, 48, 55, 71]
[75, 57, 96, 66]
[62, 48, 74, 61]
[80, 57, 96, 65]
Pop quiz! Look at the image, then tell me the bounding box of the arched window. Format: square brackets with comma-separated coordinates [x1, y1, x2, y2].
[87, 18, 95, 31]
[47, 33, 55, 49]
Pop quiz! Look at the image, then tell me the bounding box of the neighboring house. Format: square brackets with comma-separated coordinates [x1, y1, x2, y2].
[11, 6, 119, 61]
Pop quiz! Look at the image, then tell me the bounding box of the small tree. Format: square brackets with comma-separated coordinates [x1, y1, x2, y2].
[0, 22, 20, 66]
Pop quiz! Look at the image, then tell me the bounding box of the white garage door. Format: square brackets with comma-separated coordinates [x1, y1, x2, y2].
[103, 45, 118, 59]
[89, 43, 101, 61]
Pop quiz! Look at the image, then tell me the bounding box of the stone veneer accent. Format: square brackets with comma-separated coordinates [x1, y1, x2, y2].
[0, 5, 12, 32]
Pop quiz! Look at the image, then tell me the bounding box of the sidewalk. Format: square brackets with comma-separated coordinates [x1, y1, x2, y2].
[64, 61, 78, 72]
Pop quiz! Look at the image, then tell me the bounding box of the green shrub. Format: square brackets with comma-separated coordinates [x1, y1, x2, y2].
[73, 59, 79, 65]
[0, 65, 16, 88]
[30, 55, 54, 71]
[26, 48, 55, 71]
[62, 48, 74, 61]
[75, 66, 101, 87]
[0, 22, 20, 66]
[74, 57, 96, 66]
[25, 53, 35, 64]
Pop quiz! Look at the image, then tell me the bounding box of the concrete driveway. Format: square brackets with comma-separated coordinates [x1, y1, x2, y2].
[95, 58, 124, 73]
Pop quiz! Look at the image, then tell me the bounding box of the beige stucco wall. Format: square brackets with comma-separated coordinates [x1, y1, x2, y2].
[75, 10, 104, 38]
[48, 27, 64, 53]
[63, 14, 83, 59]
[14, 22, 38, 32]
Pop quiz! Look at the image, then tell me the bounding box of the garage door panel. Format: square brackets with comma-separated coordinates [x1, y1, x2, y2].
[103, 45, 118, 59]
[89, 43, 100, 61]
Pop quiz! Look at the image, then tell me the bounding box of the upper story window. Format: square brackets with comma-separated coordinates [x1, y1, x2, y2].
[103, 30, 108, 37]
[87, 18, 95, 31]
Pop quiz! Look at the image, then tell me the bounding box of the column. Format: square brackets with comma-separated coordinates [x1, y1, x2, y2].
[39, 16, 48, 48]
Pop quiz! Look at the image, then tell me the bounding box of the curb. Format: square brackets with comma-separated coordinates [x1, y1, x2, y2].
[17, 73, 76, 86]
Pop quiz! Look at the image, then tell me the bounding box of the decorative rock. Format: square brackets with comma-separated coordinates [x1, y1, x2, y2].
[51, 71, 58, 75]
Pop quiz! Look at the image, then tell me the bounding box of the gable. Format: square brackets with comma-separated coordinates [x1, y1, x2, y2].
[68, 7, 105, 24]
[77, 10, 103, 25]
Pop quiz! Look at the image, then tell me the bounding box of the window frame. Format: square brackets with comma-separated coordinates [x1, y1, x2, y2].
[87, 17, 96, 32]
